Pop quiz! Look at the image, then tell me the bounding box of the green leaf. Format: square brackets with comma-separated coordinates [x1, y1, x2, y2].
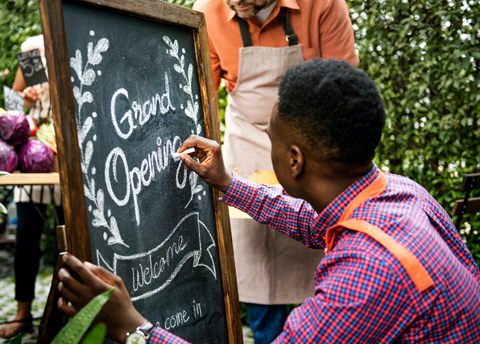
[51, 288, 114, 344]
[81, 323, 107, 344]
[0, 202, 7, 216]
[8, 333, 22, 344]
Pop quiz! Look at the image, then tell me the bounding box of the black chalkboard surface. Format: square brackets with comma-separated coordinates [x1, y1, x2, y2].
[37, 0, 242, 343]
[63, 3, 228, 342]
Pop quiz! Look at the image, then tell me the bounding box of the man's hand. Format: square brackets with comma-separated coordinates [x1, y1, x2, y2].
[58, 254, 147, 343]
[178, 135, 232, 193]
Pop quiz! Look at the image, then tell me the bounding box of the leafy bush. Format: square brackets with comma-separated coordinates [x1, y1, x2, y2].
[164, 0, 196, 8]
[0, 0, 43, 107]
[346, 0, 480, 264]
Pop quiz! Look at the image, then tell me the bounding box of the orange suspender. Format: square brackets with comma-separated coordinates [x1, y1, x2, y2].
[325, 171, 434, 292]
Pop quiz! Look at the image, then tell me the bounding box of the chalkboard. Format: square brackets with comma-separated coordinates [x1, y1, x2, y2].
[37, 0, 242, 343]
[3, 85, 24, 111]
[16, 49, 48, 86]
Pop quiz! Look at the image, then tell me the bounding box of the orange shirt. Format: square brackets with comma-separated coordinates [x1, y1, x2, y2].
[193, 0, 359, 92]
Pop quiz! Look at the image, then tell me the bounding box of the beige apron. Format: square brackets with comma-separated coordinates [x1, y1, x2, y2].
[223, 17, 324, 304]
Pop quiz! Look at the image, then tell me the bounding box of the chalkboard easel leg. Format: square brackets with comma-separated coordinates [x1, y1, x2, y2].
[36, 226, 69, 344]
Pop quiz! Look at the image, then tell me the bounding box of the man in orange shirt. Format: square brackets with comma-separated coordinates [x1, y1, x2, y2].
[192, 0, 358, 342]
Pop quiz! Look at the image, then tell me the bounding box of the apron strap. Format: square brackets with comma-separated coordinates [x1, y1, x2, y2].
[278, 9, 297, 46]
[329, 219, 434, 292]
[238, 17, 253, 47]
[237, 8, 298, 47]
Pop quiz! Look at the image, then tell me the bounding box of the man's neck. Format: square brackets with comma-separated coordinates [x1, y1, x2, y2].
[255, 0, 277, 23]
[302, 163, 374, 214]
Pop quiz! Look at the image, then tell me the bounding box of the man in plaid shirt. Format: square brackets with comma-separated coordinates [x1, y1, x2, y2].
[58, 59, 480, 343]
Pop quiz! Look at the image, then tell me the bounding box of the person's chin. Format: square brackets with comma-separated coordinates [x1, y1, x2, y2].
[234, 6, 255, 18]
[237, 11, 255, 18]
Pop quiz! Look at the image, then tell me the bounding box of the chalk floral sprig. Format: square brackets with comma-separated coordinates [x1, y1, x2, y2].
[70, 38, 108, 122]
[163, 35, 203, 208]
[184, 172, 203, 208]
[71, 35, 128, 247]
[162, 36, 201, 135]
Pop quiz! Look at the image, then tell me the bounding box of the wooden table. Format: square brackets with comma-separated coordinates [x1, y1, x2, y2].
[0, 172, 60, 186]
[0, 172, 60, 244]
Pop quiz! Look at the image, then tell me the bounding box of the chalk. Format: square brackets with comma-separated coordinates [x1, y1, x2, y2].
[56, 225, 68, 255]
[171, 147, 195, 161]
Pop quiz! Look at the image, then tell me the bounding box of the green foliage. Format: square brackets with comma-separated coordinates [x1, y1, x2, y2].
[79, 323, 107, 344]
[39, 204, 57, 265]
[217, 83, 228, 143]
[8, 288, 113, 344]
[459, 215, 480, 263]
[0, 201, 7, 216]
[0, 186, 14, 231]
[50, 288, 113, 344]
[164, 0, 196, 9]
[345, 0, 480, 264]
[239, 302, 248, 325]
[8, 333, 22, 344]
[0, 0, 42, 107]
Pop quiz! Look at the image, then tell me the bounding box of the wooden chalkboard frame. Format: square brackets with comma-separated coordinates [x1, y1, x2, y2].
[37, 0, 242, 343]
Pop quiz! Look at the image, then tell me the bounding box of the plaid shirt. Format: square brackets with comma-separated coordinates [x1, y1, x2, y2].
[149, 165, 480, 343]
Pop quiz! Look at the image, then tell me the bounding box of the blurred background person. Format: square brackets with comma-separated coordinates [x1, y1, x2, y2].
[0, 34, 63, 339]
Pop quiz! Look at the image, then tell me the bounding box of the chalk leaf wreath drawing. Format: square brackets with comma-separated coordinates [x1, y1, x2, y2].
[163, 35, 203, 208]
[70, 35, 128, 248]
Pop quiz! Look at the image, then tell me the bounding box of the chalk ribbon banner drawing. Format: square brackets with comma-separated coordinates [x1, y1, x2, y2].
[37, 0, 242, 343]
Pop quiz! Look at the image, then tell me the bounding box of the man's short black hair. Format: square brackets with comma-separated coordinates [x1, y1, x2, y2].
[277, 58, 385, 166]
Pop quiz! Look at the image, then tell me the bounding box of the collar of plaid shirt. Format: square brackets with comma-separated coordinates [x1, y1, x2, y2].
[325, 170, 434, 292]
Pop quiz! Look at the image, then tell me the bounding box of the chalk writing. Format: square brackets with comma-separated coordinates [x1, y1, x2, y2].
[164, 309, 191, 330]
[192, 300, 202, 319]
[162, 300, 202, 331]
[70, 30, 219, 323]
[71, 32, 210, 246]
[17, 49, 44, 78]
[95, 212, 217, 301]
[131, 235, 187, 292]
[110, 75, 175, 140]
[104, 135, 185, 225]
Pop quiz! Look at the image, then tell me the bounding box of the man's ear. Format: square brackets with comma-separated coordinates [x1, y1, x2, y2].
[290, 145, 304, 179]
